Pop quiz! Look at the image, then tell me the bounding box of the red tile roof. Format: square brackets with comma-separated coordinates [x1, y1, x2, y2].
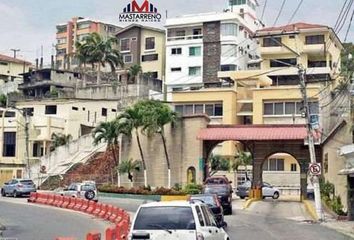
[197, 125, 309, 141]
[0, 54, 32, 65]
[257, 22, 328, 33]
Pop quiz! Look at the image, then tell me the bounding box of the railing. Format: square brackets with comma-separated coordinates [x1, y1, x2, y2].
[167, 34, 203, 41]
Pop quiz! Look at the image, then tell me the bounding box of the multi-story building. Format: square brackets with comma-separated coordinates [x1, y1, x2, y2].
[116, 24, 166, 83]
[165, 0, 262, 97]
[56, 17, 122, 70]
[0, 54, 32, 94]
[171, 22, 343, 192]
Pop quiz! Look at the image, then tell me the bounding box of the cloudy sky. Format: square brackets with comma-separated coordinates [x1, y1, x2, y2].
[0, 0, 353, 64]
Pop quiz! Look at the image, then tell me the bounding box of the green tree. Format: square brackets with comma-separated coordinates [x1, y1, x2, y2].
[139, 100, 178, 188]
[128, 64, 142, 84]
[81, 33, 124, 84]
[341, 42, 354, 76]
[117, 158, 141, 184]
[210, 155, 230, 176]
[233, 151, 252, 181]
[118, 105, 148, 187]
[0, 94, 7, 107]
[50, 133, 72, 151]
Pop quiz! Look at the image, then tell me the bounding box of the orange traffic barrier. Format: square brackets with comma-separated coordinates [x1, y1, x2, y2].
[104, 205, 114, 220]
[108, 207, 119, 223]
[80, 199, 89, 212]
[98, 204, 108, 219]
[55, 195, 64, 207]
[74, 198, 84, 211]
[85, 201, 97, 214]
[86, 232, 101, 240]
[36, 193, 49, 204]
[27, 192, 38, 203]
[105, 226, 117, 240]
[68, 197, 77, 209]
[55, 237, 76, 240]
[93, 202, 103, 217]
[61, 196, 71, 208]
[46, 194, 55, 205]
[53, 195, 62, 206]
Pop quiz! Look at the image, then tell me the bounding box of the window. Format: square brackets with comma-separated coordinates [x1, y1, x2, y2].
[45, 105, 57, 115]
[171, 48, 182, 55]
[214, 104, 223, 116]
[175, 103, 223, 117]
[188, 66, 201, 76]
[87, 111, 90, 122]
[195, 206, 205, 226]
[142, 54, 158, 62]
[145, 37, 155, 50]
[175, 105, 183, 115]
[274, 103, 284, 115]
[189, 46, 201, 56]
[229, 0, 246, 5]
[57, 38, 66, 44]
[305, 35, 324, 45]
[291, 163, 297, 172]
[195, 104, 204, 114]
[221, 23, 238, 36]
[176, 30, 186, 37]
[285, 102, 295, 115]
[72, 106, 79, 111]
[270, 58, 297, 68]
[263, 37, 282, 47]
[0, 62, 8, 66]
[264, 103, 273, 115]
[56, 49, 66, 55]
[171, 67, 182, 72]
[94, 112, 97, 123]
[263, 159, 284, 171]
[220, 64, 237, 71]
[0, 111, 16, 118]
[308, 60, 326, 68]
[3, 132, 16, 157]
[123, 55, 132, 63]
[120, 39, 130, 52]
[185, 105, 194, 115]
[102, 108, 107, 117]
[205, 104, 214, 116]
[265, 101, 318, 116]
[77, 34, 90, 42]
[77, 22, 90, 29]
[23, 108, 34, 117]
[112, 109, 117, 113]
[221, 44, 237, 57]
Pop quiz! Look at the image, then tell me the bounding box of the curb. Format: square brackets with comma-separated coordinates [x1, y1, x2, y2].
[243, 198, 258, 209]
[303, 200, 318, 221]
[98, 192, 161, 201]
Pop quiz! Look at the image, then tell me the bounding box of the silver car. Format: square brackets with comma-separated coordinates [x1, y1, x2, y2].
[1, 179, 36, 197]
[57, 181, 98, 201]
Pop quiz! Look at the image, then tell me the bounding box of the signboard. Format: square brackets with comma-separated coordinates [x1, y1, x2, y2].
[309, 163, 321, 176]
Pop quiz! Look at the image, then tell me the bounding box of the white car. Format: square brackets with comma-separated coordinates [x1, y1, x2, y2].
[262, 182, 280, 199]
[129, 201, 230, 240]
[56, 181, 98, 201]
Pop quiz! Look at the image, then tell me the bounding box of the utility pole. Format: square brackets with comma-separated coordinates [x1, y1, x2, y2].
[24, 111, 31, 179]
[10, 49, 20, 59]
[298, 66, 323, 221]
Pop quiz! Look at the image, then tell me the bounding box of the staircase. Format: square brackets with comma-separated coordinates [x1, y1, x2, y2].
[31, 134, 107, 186]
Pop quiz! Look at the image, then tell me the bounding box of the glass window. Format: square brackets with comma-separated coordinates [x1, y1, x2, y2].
[221, 23, 238, 36]
[185, 105, 194, 115]
[77, 22, 90, 29]
[145, 37, 155, 50]
[57, 38, 66, 44]
[269, 159, 277, 171]
[285, 102, 295, 115]
[171, 67, 182, 72]
[200, 206, 212, 226]
[45, 105, 57, 115]
[291, 163, 297, 172]
[264, 103, 273, 115]
[195, 105, 204, 114]
[142, 54, 158, 62]
[175, 105, 183, 115]
[221, 44, 237, 57]
[124, 55, 132, 63]
[305, 35, 324, 45]
[189, 47, 201, 56]
[263, 37, 282, 47]
[171, 48, 182, 55]
[3, 132, 16, 157]
[195, 206, 205, 226]
[220, 64, 237, 71]
[133, 207, 196, 230]
[205, 104, 214, 116]
[120, 39, 130, 51]
[101, 108, 107, 117]
[274, 103, 284, 115]
[263, 160, 269, 171]
[277, 159, 284, 171]
[189, 67, 201, 76]
[214, 104, 223, 116]
[296, 102, 303, 115]
[270, 58, 297, 68]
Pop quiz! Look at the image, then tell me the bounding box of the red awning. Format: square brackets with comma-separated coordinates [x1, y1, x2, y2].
[197, 125, 309, 141]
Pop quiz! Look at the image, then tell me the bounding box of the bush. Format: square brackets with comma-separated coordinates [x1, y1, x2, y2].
[183, 183, 203, 194]
[98, 184, 185, 195]
[331, 196, 346, 216]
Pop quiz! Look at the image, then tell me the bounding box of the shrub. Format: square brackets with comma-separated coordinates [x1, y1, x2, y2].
[331, 196, 346, 216]
[183, 183, 203, 194]
[98, 184, 185, 195]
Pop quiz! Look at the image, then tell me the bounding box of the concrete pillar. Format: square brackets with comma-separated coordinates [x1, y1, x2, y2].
[252, 158, 264, 188]
[299, 159, 309, 199]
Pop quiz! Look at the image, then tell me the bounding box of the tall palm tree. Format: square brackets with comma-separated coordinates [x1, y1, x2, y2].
[128, 64, 142, 84]
[118, 106, 148, 187]
[233, 151, 252, 181]
[141, 100, 177, 188]
[117, 158, 141, 187]
[83, 33, 124, 84]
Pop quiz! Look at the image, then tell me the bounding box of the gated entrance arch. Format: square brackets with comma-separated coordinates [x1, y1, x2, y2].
[198, 124, 322, 198]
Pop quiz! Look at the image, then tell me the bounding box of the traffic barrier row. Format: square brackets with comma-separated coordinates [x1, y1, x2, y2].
[29, 192, 130, 240]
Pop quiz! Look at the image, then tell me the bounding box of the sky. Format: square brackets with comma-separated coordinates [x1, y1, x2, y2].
[0, 0, 353, 64]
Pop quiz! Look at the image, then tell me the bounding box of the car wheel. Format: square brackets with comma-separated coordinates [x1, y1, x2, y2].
[1, 189, 5, 197]
[85, 190, 95, 200]
[240, 196, 245, 199]
[262, 196, 266, 199]
[13, 190, 18, 198]
[272, 192, 279, 199]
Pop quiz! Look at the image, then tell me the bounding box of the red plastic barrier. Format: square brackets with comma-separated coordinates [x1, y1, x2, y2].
[74, 198, 84, 211]
[104, 205, 114, 220]
[98, 204, 108, 219]
[36, 193, 49, 204]
[86, 232, 101, 240]
[85, 201, 97, 214]
[27, 192, 38, 203]
[61, 196, 71, 208]
[56, 237, 76, 240]
[46, 194, 55, 205]
[55, 195, 64, 207]
[67, 197, 77, 209]
[93, 203, 103, 217]
[108, 207, 119, 223]
[80, 199, 89, 212]
[53, 195, 62, 206]
[105, 226, 117, 240]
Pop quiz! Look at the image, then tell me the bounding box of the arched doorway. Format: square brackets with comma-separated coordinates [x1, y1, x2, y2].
[187, 167, 196, 184]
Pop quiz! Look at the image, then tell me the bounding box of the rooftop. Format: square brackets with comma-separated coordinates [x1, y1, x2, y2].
[0, 54, 32, 65]
[257, 22, 328, 33]
[116, 24, 164, 35]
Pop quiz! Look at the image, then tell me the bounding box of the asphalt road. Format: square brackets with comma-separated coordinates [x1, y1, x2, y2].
[0, 197, 109, 240]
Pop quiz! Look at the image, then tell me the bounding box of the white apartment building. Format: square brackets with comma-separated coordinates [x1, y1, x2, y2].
[165, 0, 262, 97]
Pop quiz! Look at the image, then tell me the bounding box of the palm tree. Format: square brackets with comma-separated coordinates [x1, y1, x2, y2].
[128, 64, 142, 84]
[50, 133, 72, 151]
[233, 151, 252, 181]
[117, 158, 141, 187]
[118, 106, 148, 187]
[82, 33, 124, 84]
[141, 100, 177, 188]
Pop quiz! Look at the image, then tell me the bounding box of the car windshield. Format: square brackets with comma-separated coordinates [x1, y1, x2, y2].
[81, 184, 96, 191]
[190, 195, 216, 206]
[206, 178, 227, 184]
[204, 186, 229, 195]
[20, 180, 34, 185]
[133, 206, 196, 230]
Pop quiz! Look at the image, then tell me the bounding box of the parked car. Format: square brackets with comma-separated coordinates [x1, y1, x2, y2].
[202, 185, 233, 215]
[1, 179, 36, 197]
[205, 176, 233, 193]
[189, 194, 226, 228]
[56, 181, 98, 201]
[236, 181, 280, 199]
[129, 201, 230, 240]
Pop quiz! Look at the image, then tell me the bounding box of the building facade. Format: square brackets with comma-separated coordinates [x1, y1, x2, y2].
[56, 17, 122, 70]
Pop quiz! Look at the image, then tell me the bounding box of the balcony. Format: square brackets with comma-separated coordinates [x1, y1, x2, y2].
[260, 46, 293, 55]
[167, 34, 203, 44]
[302, 44, 324, 54]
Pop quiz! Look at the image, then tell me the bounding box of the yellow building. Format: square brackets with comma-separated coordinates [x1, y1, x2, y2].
[171, 23, 343, 189]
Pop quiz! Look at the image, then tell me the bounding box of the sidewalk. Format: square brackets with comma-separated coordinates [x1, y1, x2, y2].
[307, 200, 354, 238]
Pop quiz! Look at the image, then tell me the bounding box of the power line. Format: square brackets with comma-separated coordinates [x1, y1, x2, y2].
[261, 0, 268, 21]
[273, 0, 287, 27]
[336, 0, 354, 34]
[344, 7, 354, 42]
[334, 0, 349, 31]
[287, 0, 304, 24]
